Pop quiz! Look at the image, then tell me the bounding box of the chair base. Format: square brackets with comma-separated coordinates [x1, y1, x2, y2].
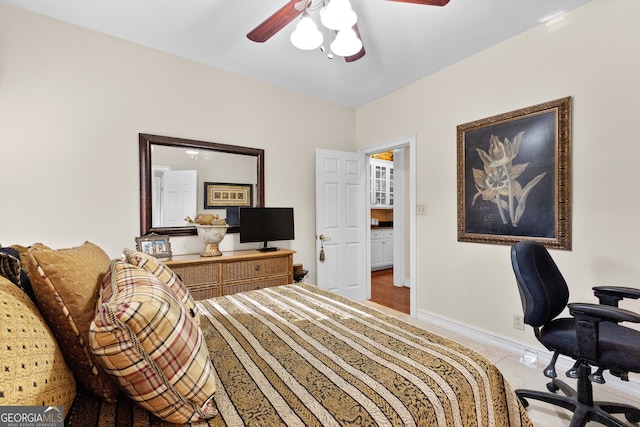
[517, 378, 640, 427]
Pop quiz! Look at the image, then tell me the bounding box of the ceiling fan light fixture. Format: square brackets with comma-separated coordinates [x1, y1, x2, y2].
[330, 27, 362, 57]
[290, 12, 323, 50]
[320, 0, 357, 30]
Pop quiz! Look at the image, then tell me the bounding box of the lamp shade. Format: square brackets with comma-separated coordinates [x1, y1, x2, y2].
[290, 12, 323, 50]
[320, 0, 357, 31]
[330, 27, 362, 56]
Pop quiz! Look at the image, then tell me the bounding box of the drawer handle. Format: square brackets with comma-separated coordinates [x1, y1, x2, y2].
[255, 265, 261, 271]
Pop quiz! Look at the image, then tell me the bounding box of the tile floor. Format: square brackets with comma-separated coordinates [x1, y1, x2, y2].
[362, 301, 640, 426]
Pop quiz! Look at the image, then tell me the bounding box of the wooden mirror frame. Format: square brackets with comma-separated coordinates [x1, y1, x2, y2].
[139, 133, 265, 236]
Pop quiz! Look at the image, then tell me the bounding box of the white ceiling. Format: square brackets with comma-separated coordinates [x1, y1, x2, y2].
[3, 0, 592, 107]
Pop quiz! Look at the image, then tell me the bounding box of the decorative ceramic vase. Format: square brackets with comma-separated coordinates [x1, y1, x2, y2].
[195, 224, 229, 257]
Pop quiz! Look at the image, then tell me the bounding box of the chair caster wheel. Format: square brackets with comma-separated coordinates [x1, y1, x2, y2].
[625, 410, 640, 423]
[546, 382, 559, 393]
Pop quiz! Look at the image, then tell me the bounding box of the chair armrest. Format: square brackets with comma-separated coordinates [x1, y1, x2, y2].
[593, 286, 640, 307]
[568, 303, 640, 363]
[568, 302, 640, 324]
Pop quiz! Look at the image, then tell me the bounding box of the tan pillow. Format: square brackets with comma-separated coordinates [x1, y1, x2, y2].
[0, 275, 76, 414]
[7, 244, 51, 302]
[90, 260, 217, 424]
[122, 248, 200, 324]
[10, 243, 51, 271]
[28, 241, 119, 402]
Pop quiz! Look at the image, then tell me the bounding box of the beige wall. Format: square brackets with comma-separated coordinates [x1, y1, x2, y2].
[0, 4, 355, 280]
[356, 0, 640, 346]
[3, 0, 640, 351]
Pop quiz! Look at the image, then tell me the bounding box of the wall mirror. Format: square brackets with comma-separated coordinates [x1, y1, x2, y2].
[139, 133, 264, 236]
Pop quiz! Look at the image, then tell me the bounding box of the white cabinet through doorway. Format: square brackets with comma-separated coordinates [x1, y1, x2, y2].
[371, 228, 393, 270]
[370, 159, 394, 208]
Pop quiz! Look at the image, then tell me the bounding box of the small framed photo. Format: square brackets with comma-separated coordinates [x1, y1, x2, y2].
[135, 233, 172, 259]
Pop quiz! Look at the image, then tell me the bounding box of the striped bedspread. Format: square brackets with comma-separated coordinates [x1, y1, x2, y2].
[196, 283, 532, 427]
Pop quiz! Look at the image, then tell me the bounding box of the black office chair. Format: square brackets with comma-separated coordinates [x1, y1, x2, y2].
[510, 240, 640, 427]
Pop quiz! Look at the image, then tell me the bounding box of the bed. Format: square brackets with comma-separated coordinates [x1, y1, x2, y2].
[67, 283, 532, 426]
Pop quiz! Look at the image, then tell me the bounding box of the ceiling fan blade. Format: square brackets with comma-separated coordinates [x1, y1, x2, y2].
[345, 24, 366, 63]
[247, 0, 307, 43]
[387, 0, 450, 5]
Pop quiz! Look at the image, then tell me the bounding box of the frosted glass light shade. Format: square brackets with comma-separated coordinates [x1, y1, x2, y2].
[290, 12, 323, 50]
[330, 27, 362, 56]
[320, 0, 357, 30]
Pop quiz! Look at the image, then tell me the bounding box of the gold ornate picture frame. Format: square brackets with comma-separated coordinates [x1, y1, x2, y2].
[457, 97, 572, 250]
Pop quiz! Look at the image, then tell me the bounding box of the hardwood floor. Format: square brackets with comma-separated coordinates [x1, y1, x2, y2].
[369, 268, 410, 314]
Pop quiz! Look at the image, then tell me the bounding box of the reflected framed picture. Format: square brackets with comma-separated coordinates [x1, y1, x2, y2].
[135, 233, 172, 259]
[456, 97, 572, 250]
[204, 182, 253, 209]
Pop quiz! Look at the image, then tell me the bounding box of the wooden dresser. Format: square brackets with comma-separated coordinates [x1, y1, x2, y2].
[165, 249, 295, 300]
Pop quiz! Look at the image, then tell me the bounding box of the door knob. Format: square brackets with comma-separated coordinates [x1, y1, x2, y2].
[318, 234, 330, 262]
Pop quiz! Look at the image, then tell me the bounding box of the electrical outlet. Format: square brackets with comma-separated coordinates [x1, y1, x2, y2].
[513, 314, 525, 330]
[417, 204, 427, 215]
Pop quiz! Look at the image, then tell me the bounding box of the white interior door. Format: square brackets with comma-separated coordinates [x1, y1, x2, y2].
[315, 149, 367, 301]
[162, 170, 197, 227]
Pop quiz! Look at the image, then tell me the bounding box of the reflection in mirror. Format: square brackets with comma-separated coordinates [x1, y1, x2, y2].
[139, 134, 264, 237]
[151, 146, 256, 227]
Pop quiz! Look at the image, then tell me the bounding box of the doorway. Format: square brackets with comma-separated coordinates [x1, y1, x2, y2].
[361, 134, 417, 317]
[368, 150, 409, 314]
[370, 269, 410, 313]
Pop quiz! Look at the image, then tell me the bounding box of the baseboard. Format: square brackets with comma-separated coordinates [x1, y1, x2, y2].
[416, 308, 640, 398]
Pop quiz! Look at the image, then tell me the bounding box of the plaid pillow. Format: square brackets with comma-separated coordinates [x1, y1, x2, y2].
[0, 248, 21, 286]
[89, 260, 217, 424]
[8, 244, 50, 303]
[122, 248, 200, 324]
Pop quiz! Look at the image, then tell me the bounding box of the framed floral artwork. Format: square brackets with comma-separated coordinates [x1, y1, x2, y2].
[456, 97, 572, 249]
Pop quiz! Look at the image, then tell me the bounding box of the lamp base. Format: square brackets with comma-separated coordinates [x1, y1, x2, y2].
[201, 242, 223, 257]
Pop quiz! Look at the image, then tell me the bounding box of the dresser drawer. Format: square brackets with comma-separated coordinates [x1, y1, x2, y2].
[185, 283, 222, 301]
[165, 249, 295, 298]
[221, 257, 290, 283]
[171, 262, 221, 301]
[171, 262, 220, 286]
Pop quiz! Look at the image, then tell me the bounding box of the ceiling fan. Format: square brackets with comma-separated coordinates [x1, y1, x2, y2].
[247, 0, 451, 63]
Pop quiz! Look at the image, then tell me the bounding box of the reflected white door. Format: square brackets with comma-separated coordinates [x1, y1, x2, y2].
[163, 170, 197, 227]
[315, 149, 367, 301]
